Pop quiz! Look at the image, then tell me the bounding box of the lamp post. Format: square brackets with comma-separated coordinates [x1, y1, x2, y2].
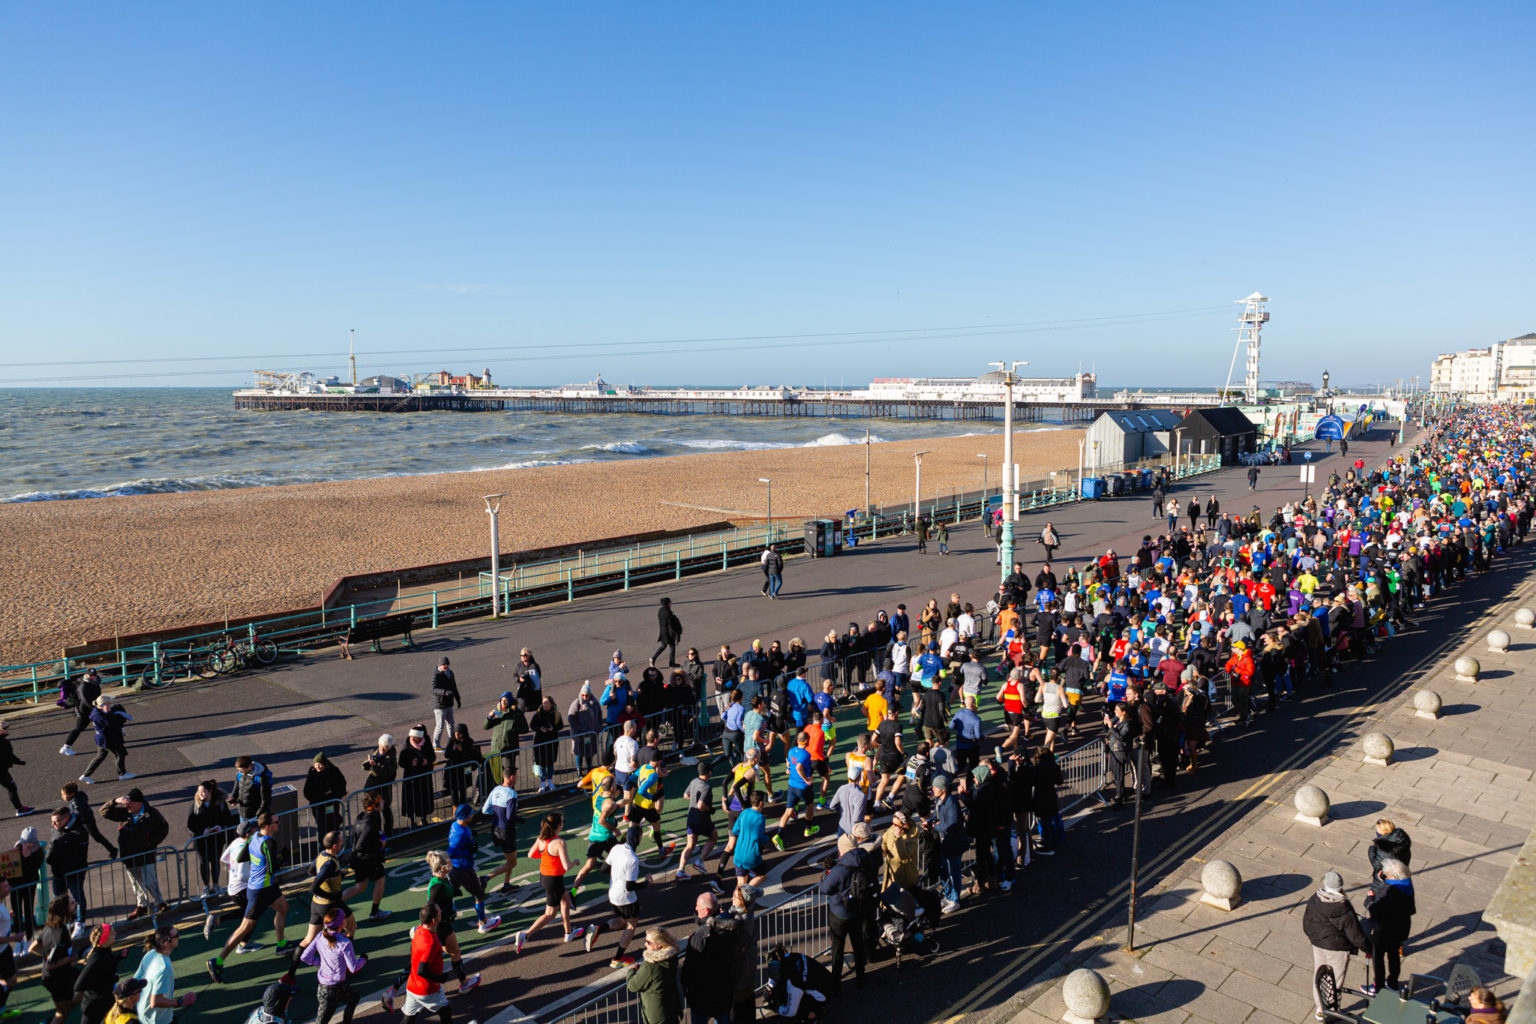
[483, 493, 507, 618]
[989, 360, 1028, 581]
[864, 427, 871, 516]
[759, 478, 772, 541]
[911, 453, 928, 523]
[977, 453, 988, 496]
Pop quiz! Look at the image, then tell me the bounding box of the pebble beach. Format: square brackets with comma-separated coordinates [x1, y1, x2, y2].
[0, 428, 1085, 667]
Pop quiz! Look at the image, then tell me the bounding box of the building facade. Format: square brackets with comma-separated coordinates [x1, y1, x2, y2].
[1430, 334, 1536, 401]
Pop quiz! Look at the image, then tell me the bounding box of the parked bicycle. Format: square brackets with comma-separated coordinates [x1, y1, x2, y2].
[205, 631, 279, 675]
[137, 645, 217, 688]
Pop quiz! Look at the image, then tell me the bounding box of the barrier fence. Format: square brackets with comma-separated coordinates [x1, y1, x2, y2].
[1, 452, 1222, 703]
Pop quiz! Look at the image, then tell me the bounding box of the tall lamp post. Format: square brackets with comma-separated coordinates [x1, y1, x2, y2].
[989, 359, 1028, 581]
[484, 493, 507, 619]
[759, 478, 772, 541]
[912, 452, 929, 523]
[977, 453, 989, 497]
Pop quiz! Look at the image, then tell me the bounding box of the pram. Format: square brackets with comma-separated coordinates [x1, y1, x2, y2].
[874, 884, 942, 967]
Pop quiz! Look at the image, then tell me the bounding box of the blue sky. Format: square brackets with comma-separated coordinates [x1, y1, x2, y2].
[1, 3, 1531, 388]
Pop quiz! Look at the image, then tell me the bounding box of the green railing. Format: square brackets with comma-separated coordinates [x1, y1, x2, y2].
[1, 453, 1221, 702]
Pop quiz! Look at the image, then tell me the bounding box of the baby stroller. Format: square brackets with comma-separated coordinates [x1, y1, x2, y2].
[875, 884, 941, 967]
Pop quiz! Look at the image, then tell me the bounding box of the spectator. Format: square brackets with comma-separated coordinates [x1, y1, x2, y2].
[1302, 869, 1370, 1017]
[229, 755, 273, 828]
[429, 657, 461, 751]
[1363, 858, 1416, 996]
[303, 752, 348, 839]
[80, 696, 134, 786]
[623, 926, 681, 1024]
[101, 788, 169, 919]
[186, 780, 236, 899]
[361, 734, 398, 836]
[398, 727, 436, 831]
[530, 695, 564, 794]
[568, 682, 602, 775]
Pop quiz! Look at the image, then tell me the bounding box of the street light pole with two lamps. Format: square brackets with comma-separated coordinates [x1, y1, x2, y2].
[989, 359, 1028, 582]
[483, 493, 508, 619]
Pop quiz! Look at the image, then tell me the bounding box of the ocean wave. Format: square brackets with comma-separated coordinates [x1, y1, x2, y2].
[582, 440, 655, 455]
[1, 472, 335, 502]
[676, 438, 799, 452]
[475, 457, 591, 471]
[803, 431, 889, 447]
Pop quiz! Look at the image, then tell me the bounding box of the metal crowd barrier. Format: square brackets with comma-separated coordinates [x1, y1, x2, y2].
[1056, 739, 1107, 810]
[62, 846, 186, 931]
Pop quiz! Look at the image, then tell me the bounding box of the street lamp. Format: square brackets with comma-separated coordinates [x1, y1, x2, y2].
[989, 359, 1028, 582]
[977, 453, 988, 495]
[911, 452, 928, 522]
[759, 478, 772, 541]
[483, 493, 508, 619]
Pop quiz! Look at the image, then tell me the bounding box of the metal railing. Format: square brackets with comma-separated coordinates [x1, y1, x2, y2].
[1, 453, 1224, 702]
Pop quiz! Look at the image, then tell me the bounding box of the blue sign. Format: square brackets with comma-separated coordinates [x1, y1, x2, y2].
[1314, 415, 1346, 441]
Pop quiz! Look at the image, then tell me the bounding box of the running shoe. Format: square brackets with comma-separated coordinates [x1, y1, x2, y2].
[203, 914, 215, 942]
[205, 957, 224, 983]
[117, 773, 136, 781]
[380, 985, 397, 1013]
[273, 940, 294, 954]
[496, 881, 514, 896]
[514, 931, 527, 955]
[13, 806, 32, 817]
[236, 941, 264, 954]
[77, 776, 93, 785]
[369, 908, 391, 921]
[59, 745, 76, 756]
[674, 870, 689, 881]
[610, 954, 637, 969]
[772, 834, 785, 851]
[459, 973, 482, 994]
[477, 914, 501, 935]
[585, 923, 603, 952]
[940, 899, 959, 915]
[564, 927, 584, 943]
[805, 825, 821, 837]
[705, 879, 725, 897]
[1360, 984, 1378, 998]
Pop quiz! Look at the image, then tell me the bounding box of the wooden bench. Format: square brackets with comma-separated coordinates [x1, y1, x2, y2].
[337, 613, 416, 659]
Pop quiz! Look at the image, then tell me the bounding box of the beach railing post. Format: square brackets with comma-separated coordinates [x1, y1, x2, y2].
[675, 552, 682, 580]
[118, 648, 128, 688]
[721, 539, 727, 570]
[624, 556, 631, 591]
[431, 591, 439, 630]
[566, 570, 574, 602]
[151, 641, 161, 686]
[29, 666, 38, 705]
[350, 605, 357, 631]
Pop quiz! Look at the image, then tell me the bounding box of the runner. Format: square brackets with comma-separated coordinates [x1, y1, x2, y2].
[446, 804, 501, 934]
[340, 791, 389, 920]
[722, 790, 768, 890]
[297, 831, 354, 952]
[514, 812, 584, 954]
[675, 761, 720, 888]
[420, 852, 480, 993]
[572, 776, 621, 893]
[625, 751, 668, 856]
[772, 731, 820, 850]
[380, 904, 462, 1022]
[207, 812, 289, 983]
[583, 826, 651, 967]
[202, 820, 254, 944]
[298, 907, 366, 1024]
[480, 765, 521, 896]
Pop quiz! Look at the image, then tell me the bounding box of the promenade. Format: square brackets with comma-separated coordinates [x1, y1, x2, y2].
[0, 426, 1477, 1024]
[995, 543, 1536, 1023]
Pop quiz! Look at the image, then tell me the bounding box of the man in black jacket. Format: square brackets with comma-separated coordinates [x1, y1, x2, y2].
[429, 658, 461, 750]
[102, 788, 169, 918]
[652, 597, 683, 667]
[302, 751, 347, 838]
[681, 891, 742, 1024]
[59, 667, 102, 757]
[817, 836, 875, 991]
[0, 722, 33, 816]
[1303, 870, 1370, 1016]
[47, 806, 90, 924]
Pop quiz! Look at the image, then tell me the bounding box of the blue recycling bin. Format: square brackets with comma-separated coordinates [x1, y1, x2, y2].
[1080, 477, 1104, 500]
[1139, 469, 1153, 489]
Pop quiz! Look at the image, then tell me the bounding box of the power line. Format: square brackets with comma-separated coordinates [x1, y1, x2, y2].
[0, 305, 1230, 370]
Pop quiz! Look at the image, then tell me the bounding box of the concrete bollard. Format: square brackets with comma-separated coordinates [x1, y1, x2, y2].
[1362, 731, 1395, 767]
[1488, 629, 1512, 653]
[1515, 608, 1535, 629]
[1414, 689, 1443, 721]
[1200, 859, 1243, 911]
[1061, 967, 1111, 1024]
[1294, 784, 1331, 826]
[1455, 655, 1481, 682]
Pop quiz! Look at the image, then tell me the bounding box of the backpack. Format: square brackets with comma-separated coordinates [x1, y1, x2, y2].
[844, 857, 873, 903]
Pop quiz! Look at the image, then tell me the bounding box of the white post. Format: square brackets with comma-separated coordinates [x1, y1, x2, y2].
[759, 478, 772, 541]
[1078, 439, 1085, 494]
[993, 359, 1027, 580]
[865, 427, 871, 514]
[484, 493, 507, 618]
[912, 453, 927, 518]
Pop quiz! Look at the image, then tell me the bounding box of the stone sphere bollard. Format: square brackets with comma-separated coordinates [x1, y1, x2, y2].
[1294, 784, 1331, 826]
[1061, 968, 1111, 1024]
[1200, 859, 1243, 912]
[1414, 689, 1443, 721]
[1362, 731, 1395, 766]
[1516, 608, 1536, 629]
[1488, 629, 1512, 653]
[1455, 655, 1481, 682]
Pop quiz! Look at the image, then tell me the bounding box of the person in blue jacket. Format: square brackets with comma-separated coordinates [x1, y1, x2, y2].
[447, 804, 500, 935]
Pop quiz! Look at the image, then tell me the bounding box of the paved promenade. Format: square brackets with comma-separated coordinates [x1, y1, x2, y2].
[996, 548, 1536, 1023]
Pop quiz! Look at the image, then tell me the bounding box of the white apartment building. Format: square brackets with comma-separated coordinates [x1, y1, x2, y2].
[1429, 334, 1536, 401]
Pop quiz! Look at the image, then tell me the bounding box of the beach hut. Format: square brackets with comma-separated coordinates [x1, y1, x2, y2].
[1177, 407, 1258, 465]
[1082, 409, 1183, 470]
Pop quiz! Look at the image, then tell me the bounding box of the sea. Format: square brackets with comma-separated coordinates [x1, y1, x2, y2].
[0, 387, 1084, 503]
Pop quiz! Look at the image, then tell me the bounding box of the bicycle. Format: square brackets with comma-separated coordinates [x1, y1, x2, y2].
[138, 645, 218, 688]
[205, 632, 279, 675]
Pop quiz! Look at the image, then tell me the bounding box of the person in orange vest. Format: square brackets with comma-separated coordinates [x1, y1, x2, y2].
[1224, 640, 1256, 727]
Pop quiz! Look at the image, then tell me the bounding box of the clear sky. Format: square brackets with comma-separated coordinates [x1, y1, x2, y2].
[2, 3, 1530, 389]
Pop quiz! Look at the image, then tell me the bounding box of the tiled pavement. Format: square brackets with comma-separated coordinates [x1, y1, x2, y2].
[1004, 572, 1536, 1023]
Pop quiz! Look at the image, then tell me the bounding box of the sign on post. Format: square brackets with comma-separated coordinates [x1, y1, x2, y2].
[1299, 465, 1316, 483]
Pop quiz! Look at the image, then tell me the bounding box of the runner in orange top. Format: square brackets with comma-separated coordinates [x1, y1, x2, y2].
[514, 812, 582, 955]
[997, 668, 1028, 751]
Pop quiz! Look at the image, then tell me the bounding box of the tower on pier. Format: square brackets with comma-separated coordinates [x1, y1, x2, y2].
[1237, 292, 1269, 403]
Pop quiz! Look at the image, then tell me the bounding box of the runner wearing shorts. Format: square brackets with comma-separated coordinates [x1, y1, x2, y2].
[341, 791, 389, 921]
[582, 827, 651, 966]
[805, 714, 833, 808]
[624, 753, 667, 855]
[773, 732, 820, 849]
[723, 790, 768, 889]
[422, 851, 478, 991]
[1039, 671, 1067, 751]
[481, 766, 520, 896]
[514, 812, 584, 954]
[202, 819, 254, 944]
[997, 668, 1028, 752]
[572, 777, 621, 892]
[379, 904, 458, 1019]
[297, 832, 354, 953]
[207, 813, 288, 982]
[676, 762, 719, 883]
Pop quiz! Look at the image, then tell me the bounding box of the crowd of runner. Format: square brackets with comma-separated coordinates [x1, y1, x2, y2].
[1, 408, 1529, 1023]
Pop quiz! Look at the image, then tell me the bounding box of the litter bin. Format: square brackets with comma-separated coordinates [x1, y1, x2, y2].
[1122, 471, 1140, 493]
[1139, 469, 1153, 489]
[1080, 477, 1104, 500]
[1106, 474, 1125, 497]
[804, 519, 837, 558]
